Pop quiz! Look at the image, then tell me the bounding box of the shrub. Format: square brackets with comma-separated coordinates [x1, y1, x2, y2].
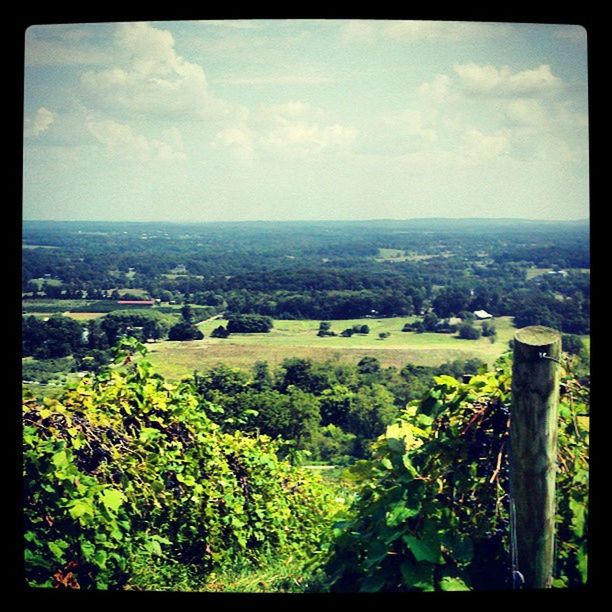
[317, 363, 589, 591]
[22, 340, 339, 590]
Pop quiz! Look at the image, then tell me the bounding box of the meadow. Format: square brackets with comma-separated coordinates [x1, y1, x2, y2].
[146, 316, 517, 380]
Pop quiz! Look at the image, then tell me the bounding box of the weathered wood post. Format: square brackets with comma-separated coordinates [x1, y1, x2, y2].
[510, 325, 562, 589]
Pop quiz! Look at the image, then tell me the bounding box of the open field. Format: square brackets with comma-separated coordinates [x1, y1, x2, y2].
[24, 311, 108, 321]
[526, 267, 590, 281]
[146, 316, 517, 380]
[374, 248, 453, 263]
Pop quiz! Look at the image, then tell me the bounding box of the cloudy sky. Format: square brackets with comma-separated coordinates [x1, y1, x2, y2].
[22, 19, 589, 222]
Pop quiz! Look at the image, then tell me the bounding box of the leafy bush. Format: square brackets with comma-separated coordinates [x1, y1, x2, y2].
[23, 340, 339, 590]
[317, 360, 589, 591]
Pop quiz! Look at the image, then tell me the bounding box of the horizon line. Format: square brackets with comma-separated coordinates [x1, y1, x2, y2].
[22, 216, 590, 225]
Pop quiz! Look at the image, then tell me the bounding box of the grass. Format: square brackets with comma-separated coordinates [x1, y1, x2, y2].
[146, 316, 517, 380]
[526, 267, 554, 280]
[63, 312, 107, 320]
[374, 248, 453, 263]
[25, 311, 107, 321]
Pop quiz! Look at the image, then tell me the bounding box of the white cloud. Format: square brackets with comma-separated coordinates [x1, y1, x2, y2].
[24, 107, 55, 137]
[454, 63, 563, 97]
[80, 22, 227, 119]
[213, 99, 354, 159]
[418, 74, 453, 105]
[86, 117, 186, 161]
[260, 118, 357, 157]
[461, 128, 509, 163]
[212, 126, 254, 159]
[504, 99, 550, 127]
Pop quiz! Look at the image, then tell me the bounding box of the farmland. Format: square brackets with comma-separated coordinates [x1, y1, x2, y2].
[146, 316, 517, 379]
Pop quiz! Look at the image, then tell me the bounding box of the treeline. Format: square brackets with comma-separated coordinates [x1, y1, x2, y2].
[22, 309, 196, 363]
[23, 220, 590, 334]
[191, 355, 488, 465]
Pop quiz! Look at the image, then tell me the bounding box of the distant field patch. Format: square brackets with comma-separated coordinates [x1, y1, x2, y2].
[146, 316, 516, 379]
[22, 244, 60, 250]
[526, 268, 554, 280]
[29, 278, 63, 288]
[375, 248, 411, 262]
[111, 288, 149, 297]
[374, 248, 454, 263]
[64, 312, 107, 321]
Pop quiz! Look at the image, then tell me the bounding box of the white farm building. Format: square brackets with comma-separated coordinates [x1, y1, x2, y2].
[473, 310, 493, 320]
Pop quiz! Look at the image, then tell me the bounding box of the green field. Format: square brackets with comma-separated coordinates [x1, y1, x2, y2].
[146, 316, 517, 380]
[374, 248, 453, 263]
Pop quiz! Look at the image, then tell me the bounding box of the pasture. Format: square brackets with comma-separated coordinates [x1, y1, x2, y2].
[146, 316, 517, 380]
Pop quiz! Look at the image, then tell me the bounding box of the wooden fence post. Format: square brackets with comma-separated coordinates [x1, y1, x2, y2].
[510, 325, 562, 589]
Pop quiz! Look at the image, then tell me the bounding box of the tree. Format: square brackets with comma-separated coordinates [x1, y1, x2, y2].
[562, 334, 586, 357]
[345, 384, 398, 456]
[210, 325, 230, 338]
[319, 385, 355, 429]
[357, 356, 381, 376]
[422, 311, 439, 332]
[378, 332, 390, 339]
[168, 321, 204, 341]
[277, 357, 330, 394]
[317, 321, 336, 337]
[194, 364, 250, 400]
[23, 315, 85, 359]
[457, 322, 482, 340]
[22, 316, 48, 357]
[252, 360, 272, 391]
[432, 287, 472, 318]
[226, 314, 273, 333]
[481, 319, 497, 338]
[181, 304, 194, 323]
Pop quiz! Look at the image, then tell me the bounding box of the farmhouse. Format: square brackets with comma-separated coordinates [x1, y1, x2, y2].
[473, 310, 493, 320]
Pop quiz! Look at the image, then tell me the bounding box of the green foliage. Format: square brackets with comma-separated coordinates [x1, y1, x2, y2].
[22, 314, 85, 359]
[457, 322, 482, 340]
[22, 357, 77, 384]
[168, 321, 204, 341]
[211, 325, 230, 338]
[481, 319, 497, 338]
[23, 341, 340, 590]
[317, 360, 589, 591]
[226, 314, 273, 334]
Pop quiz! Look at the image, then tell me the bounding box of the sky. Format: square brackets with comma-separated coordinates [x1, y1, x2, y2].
[22, 19, 590, 223]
